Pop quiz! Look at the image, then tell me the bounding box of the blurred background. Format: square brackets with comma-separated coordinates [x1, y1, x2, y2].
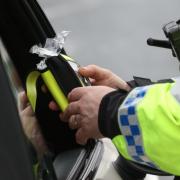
[37, 0, 180, 179]
[38, 0, 180, 82]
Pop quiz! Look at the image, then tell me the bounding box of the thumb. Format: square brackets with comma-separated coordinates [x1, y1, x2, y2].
[18, 91, 28, 111]
[78, 65, 105, 80]
[75, 128, 88, 145]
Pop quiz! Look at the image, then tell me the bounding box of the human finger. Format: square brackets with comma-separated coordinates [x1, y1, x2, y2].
[68, 114, 82, 129]
[75, 128, 88, 145]
[22, 105, 35, 117]
[78, 65, 109, 81]
[18, 91, 28, 111]
[49, 101, 59, 111]
[68, 87, 87, 102]
[61, 102, 81, 122]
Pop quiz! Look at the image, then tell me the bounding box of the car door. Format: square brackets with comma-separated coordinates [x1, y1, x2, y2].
[0, 44, 35, 180]
[0, 0, 103, 179]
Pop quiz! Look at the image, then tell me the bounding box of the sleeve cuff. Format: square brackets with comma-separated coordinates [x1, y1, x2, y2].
[98, 89, 127, 139]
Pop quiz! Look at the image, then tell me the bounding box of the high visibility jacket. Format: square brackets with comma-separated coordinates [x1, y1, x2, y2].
[98, 77, 180, 176]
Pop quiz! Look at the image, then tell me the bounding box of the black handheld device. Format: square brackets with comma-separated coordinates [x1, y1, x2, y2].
[27, 50, 91, 113]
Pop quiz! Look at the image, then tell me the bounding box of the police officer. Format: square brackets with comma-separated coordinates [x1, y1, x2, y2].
[49, 64, 180, 177]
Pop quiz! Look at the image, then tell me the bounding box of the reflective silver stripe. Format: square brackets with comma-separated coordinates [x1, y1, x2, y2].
[118, 86, 157, 168]
[171, 77, 180, 103]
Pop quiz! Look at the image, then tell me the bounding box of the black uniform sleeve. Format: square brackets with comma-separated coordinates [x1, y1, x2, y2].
[98, 89, 127, 139]
[98, 76, 174, 139]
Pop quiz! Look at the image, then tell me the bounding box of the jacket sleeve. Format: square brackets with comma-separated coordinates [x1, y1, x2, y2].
[98, 76, 180, 176]
[98, 76, 157, 138]
[98, 89, 127, 139]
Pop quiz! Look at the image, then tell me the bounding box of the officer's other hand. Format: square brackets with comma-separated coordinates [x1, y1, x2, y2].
[60, 86, 115, 145]
[78, 65, 131, 91]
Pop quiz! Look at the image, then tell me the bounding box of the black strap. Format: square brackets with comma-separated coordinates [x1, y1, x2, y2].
[127, 76, 154, 88]
[127, 76, 174, 89]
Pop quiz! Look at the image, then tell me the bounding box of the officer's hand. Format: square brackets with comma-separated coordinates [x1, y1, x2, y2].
[79, 65, 131, 91]
[18, 91, 48, 159]
[49, 64, 131, 112]
[60, 86, 115, 145]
